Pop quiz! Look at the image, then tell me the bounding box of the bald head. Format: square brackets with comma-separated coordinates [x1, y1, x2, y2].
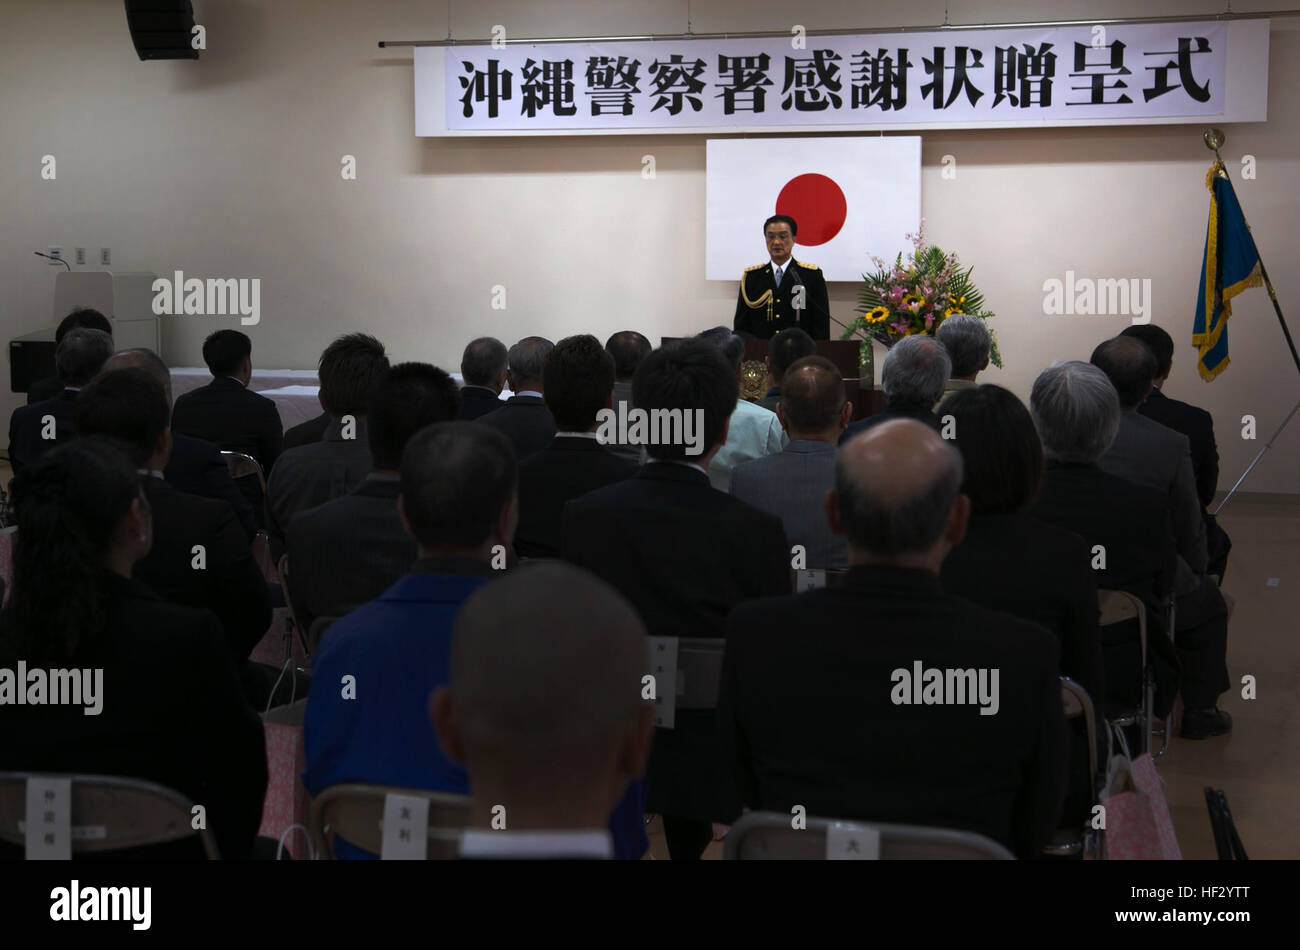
[833, 419, 967, 567]
[432, 562, 653, 828]
[103, 348, 172, 404]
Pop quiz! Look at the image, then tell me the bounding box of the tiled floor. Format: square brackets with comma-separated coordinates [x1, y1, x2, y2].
[647, 501, 1299, 860]
[1160, 503, 1299, 860]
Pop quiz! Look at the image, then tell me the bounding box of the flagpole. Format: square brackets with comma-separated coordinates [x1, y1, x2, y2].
[1203, 129, 1300, 377]
[1202, 129, 1300, 514]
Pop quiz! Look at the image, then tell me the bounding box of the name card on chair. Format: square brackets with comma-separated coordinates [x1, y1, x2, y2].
[826, 823, 880, 860]
[25, 777, 71, 860]
[645, 636, 679, 730]
[796, 570, 828, 592]
[380, 793, 430, 860]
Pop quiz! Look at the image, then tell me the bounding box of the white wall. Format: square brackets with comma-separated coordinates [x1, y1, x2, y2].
[1, 0, 1297, 494]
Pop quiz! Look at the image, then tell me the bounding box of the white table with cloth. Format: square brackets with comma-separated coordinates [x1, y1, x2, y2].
[169, 369, 505, 430]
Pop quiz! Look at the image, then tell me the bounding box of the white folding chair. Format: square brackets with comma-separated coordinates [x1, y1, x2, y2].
[1042, 676, 1102, 859]
[724, 811, 1014, 860]
[309, 783, 471, 860]
[0, 772, 218, 858]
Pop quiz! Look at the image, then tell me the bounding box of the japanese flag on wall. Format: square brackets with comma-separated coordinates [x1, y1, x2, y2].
[706, 136, 921, 282]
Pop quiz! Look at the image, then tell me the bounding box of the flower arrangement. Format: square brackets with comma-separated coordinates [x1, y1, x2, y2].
[841, 222, 1001, 369]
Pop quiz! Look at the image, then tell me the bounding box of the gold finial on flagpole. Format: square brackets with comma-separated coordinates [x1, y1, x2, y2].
[1203, 128, 1226, 164]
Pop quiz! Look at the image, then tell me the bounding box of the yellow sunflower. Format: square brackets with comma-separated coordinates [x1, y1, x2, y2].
[866, 305, 891, 324]
[943, 306, 964, 318]
[900, 293, 923, 312]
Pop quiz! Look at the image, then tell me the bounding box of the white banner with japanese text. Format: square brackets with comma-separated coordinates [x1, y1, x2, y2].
[414, 19, 1268, 136]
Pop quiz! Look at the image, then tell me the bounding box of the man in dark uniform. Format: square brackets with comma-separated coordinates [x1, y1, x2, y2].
[733, 214, 831, 341]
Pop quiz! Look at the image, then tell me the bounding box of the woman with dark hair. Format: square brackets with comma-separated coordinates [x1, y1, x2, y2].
[938, 385, 1105, 705]
[0, 437, 267, 859]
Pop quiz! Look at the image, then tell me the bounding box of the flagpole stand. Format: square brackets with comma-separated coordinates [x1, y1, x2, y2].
[1201, 129, 1300, 513]
[1213, 398, 1300, 515]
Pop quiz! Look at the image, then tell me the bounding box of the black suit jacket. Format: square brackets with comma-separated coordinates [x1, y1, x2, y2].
[733, 260, 831, 340]
[25, 375, 62, 405]
[562, 462, 789, 819]
[282, 411, 331, 451]
[515, 436, 638, 559]
[8, 388, 79, 477]
[839, 403, 940, 445]
[0, 575, 267, 860]
[171, 376, 283, 472]
[941, 511, 1106, 705]
[719, 565, 1068, 858]
[285, 475, 415, 631]
[164, 432, 258, 540]
[134, 476, 271, 661]
[477, 395, 556, 462]
[457, 386, 506, 421]
[1139, 388, 1219, 508]
[1029, 462, 1178, 714]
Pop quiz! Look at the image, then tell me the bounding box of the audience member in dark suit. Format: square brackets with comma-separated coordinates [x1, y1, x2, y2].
[0, 438, 266, 860]
[758, 326, 816, 412]
[8, 328, 113, 478]
[286, 362, 460, 632]
[731, 355, 851, 570]
[1026, 361, 1180, 720]
[515, 335, 637, 559]
[937, 385, 1105, 828]
[457, 337, 509, 421]
[719, 418, 1068, 858]
[604, 330, 652, 462]
[25, 308, 113, 405]
[1091, 337, 1232, 738]
[433, 562, 655, 860]
[266, 333, 390, 563]
[101, 347, 257, 540]
[74, 369, 271, 662]
[934, 313, 991, 409]
[563, 339, 790, 860]
[282, 411, 331, 450]
[1122, 323, 1231, 578]
[939, 384, 1105, 702]
[839, 334, 949, 445]
[170, 330, 284, 525]
[478, 336, 556, 460]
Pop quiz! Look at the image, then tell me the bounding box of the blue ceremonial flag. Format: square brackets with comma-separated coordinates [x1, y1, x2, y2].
[1193, 163, 1263, 380]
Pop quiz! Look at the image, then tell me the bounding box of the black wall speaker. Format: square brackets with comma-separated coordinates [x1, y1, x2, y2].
[124, 1, 200, 61]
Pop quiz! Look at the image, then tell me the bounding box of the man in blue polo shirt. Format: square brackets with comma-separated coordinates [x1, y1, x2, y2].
[303, 420, 649, 859]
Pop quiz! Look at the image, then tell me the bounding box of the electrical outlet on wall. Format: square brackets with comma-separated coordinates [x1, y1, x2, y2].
[75, 247, 86, 265]
[48, 246, 63, 261]
[100, 247, 111, 267]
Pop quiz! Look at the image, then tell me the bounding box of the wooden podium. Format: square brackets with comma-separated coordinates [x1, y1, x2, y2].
[742, 339, 883, 422]
[660, 337, 884, 421]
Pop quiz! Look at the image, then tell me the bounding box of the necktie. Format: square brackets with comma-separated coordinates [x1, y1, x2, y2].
[774, 265, 783, 287]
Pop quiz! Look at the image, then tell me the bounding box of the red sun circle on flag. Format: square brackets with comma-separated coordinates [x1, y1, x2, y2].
[775, 173, 848, 246]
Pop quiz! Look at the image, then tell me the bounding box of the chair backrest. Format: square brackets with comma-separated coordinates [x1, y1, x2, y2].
[724, 811, 1014, 860]
[0, 772, 218, 858]
[644, 636, 726, 722]
[1060, 676, 1099, 802]
[678, 637, 725, 710]
[0, 525, 16, 607]
[219, 450, 267, 495]
[1096, 588, 1147, 706]
[789, 567, 850, 592]
[310, 783, 471, 859]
